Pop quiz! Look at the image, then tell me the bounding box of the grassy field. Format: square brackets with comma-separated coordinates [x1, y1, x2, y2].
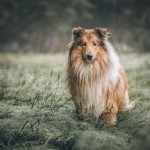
[0, 52, 150, 150]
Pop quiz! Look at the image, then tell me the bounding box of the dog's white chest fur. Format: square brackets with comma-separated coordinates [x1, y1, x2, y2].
[78, 75, 106, 118]
[76, 64, 106, 118]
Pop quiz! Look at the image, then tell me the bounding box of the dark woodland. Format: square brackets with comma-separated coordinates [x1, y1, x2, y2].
[0, 0, 149, 52]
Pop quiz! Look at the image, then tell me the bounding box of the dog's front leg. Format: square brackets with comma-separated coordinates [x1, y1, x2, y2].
[102, 102, 118, 126]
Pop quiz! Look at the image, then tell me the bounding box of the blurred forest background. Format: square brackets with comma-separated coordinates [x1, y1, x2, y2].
[0, 0, 149, 52]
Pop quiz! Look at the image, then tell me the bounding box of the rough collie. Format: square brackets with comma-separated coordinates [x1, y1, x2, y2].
[67, 27, 132, 125]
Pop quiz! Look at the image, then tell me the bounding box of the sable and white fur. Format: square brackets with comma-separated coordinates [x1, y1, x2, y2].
[67, 27, 132, 125]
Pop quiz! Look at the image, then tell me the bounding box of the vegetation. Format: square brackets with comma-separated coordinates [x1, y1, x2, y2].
[0, 0, 149, 51]
[0, 52, 150, 150]
[0, 1, 149, 149]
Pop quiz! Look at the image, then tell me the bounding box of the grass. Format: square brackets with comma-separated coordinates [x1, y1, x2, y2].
[0, 52, 150, 150]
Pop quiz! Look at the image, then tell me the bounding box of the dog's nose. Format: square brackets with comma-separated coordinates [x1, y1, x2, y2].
[87, 52, 93, 61]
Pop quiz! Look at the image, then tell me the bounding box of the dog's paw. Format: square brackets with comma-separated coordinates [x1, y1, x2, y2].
[105, 115, 117, 126]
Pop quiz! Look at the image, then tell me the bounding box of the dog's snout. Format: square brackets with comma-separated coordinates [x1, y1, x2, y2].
[87, 51, 93, 61]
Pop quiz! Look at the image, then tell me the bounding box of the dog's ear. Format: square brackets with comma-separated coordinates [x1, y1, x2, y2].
[72, 27, 84, 40]
[95, 28, 109, 39]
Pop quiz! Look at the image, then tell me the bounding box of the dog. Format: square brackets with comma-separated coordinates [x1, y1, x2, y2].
[67, 27, 133, 125]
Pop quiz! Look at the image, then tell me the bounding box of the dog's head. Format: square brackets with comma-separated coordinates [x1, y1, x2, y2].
[70, 27, 109, 62]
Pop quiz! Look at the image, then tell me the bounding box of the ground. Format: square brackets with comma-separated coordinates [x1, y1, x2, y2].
[0, 52, 150, 150]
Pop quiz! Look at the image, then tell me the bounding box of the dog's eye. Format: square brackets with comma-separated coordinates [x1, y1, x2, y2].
[93, 42, 97, 46]
[81, 42, 86, 47]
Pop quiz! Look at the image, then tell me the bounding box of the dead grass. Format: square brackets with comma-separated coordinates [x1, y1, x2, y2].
[0, 52, 150, 150]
